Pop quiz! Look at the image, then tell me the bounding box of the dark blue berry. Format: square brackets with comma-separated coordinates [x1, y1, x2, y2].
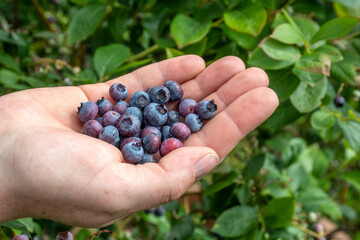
[119, 137, 141, 151]
[164, 80, 183, 101]
[12, 234, 29, 240]
[77, 101, 98, 123]
[142, 133, 161, 154]
[137, 154, 156, 164]
[185, 113, 203, 132]
[196, 100, 217, 120]
[179, 98, 197, 117]
[160, 138, 183, 157]
[144, 103, 168, 127]
[113, 100, 129, 114]
[141, 126, 162, 139]
[103, 110, 121, 127]
[98, 126, 120, 147]
[150, 86, 171, 104]
[334, 96, 345, 108]
[129, 91, 150, 109]
[122, 142, 144, 163]
[154, 205, 165, 216]
[96, 97, 113, 116]
[109, 83, 128, 101]
[124, 106, 143, 123]
[83, 120, 103, 138]
[116, 113, 141, 137]
[96, 117, 104, 126]
[166, 111, 180, 126]
[170, 122, 191, 142]
[56, 231, 73, 240]
[161, 125, 172, 140]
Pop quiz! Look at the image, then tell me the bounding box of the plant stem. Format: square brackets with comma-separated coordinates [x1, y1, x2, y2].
[211, 18, 224, 28]
[126, 44, 159, 63]
[292, 221, 323, 239]
[31, 0, 55, 32]
[337, 83, 345, 96]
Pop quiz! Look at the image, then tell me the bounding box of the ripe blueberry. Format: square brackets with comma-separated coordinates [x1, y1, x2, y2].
[185, 113, 203, 132]
[166, 111, 180, 126]
[170, 122, 191, 142]
[103, 110, 121, 127]
[113, 100, 129, 114]
[12, 234, 29, 240]
[77, 101, 98, 123]
[196, 100, 217, 120]
[141, 126, 162, 139]
[83, 120, 103, 138]
[96, 97, 113, 116]
[160, 138, 183, 157]
[164, 80, 183, 101]
[137, 154, 156, 164]
[116, 113, 141, 137]
[98, 126, 121, 147]
[142, 133, 161, 154]
[154, 205, 165, 216]
[144, 103, 168, 127]
[119, 137, 141, 151]
[150, 86, 171, 104]
[179, 98, 197, 117]
[96, 117, 104, 126]
[56, 231, 74, 240]
[161, 125, 172, 140]
[124, 106, 143, 123]
[122, 142, 144, 164]
[109, 83, 128, 101]
[129, 91, 150, 109]
[334, 96, 345, 108]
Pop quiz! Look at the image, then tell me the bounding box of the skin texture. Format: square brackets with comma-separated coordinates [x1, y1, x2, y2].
[0, 55, 278, 227]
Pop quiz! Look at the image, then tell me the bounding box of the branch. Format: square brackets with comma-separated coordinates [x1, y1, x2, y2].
[31, 0, 56, 32]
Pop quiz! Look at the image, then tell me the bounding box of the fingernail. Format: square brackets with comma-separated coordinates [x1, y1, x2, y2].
[194, 154, 219, 181]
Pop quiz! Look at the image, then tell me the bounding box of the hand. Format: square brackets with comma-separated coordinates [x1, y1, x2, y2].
[0, 55, 278, 227]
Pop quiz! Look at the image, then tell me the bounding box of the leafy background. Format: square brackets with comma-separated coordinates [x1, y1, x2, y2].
[1, 0, 360, 239]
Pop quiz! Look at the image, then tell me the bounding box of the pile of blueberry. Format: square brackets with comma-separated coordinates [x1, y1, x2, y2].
[77, 81, 217, 164]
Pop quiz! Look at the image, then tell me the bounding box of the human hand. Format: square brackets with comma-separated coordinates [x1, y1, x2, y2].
[0, 55, 278, 227]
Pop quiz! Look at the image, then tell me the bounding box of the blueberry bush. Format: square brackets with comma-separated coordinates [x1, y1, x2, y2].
[1, 0, 360, 239]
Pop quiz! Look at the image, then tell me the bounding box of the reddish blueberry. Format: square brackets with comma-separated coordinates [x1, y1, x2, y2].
[142, 133, 161, 154]
[12, 234, 29, 240]
[129, 91, 150, 109]
[96, 97, 113, 116]
[170, 122, 191, 142]
[144, 103, 168, 127]
[179, 98, 197, 117]
[77, 101, 98, 123]
[164, 80, 183, 101]
[116, 113, 141, 137]
[56, 231, 74, 240]
[141, 126, 162, 139]
[185, 113, 203, 132]
[113, 100, 129, 114]
[109, 83, 128, 101]
[122, 142, 144, 164]
[160, 138, 183, 157]
[150, 86, 171, 104]
[83, 120, 103, 138]
[196, 100, 217, 120]
[103, 110, 121, 127]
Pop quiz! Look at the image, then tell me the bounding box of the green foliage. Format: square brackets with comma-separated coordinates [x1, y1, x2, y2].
[1, 0, 360, 239]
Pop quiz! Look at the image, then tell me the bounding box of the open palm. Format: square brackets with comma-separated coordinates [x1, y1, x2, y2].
[0, 55, 278, 227]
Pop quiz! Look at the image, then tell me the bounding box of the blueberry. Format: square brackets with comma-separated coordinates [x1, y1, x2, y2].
[109, 83, 128, 101]
[150, 86, 171, 104]
[334, 96, 345, 108]
[119, 137, 141, 151]
[145, 208, 156, 214]
[154, 205, 165, 216]
[142, 133, 161, 154]
[124, 106, 143, 123]
[160, 138, 183, 157]
[56, 231, 73, 240]
[83, 120, 103, 138]
[116, 113, 141, 137]
[96, 97, 113, 116]
[129, 91, 150, 109]
[161, 125, 172, 140]
[178, 98, 197, 117]
[166, 111, 180, 126]
[77, 101, 98, 123]
[113, 100, 129, 114]
[144, 103, 168, 127]
[164, 80, 183, 101]
[146, 87, 154, 95]
[12, 234, 29, 240]
[98, 126, 120, 147]
[122, 142, 144, 164]
[170, 122, 191, 142]
[185, 113, 203, 132]
[96, 117, 104, 126]
[141, 126, 162, 139]
[137, 153, 156, 164]
[196, 100, 217, 120]
[102, 110, 121, 127]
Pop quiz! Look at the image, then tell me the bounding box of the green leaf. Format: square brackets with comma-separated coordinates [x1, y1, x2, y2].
[311, 17, 359, 43]
[248, 47, 295, 70]
[243, 154, 266, 180]
[293, 16, 320, 43]
[109, 8, 131, 41]
[204, 171, 238, 196]
[260, 38, 301, 61]
[292, 53, 331, 86]
[223, 5, 267, 37]
[298, 187, 342, 219]
[221, 24, 258, 50]
[0, 220, 30, 237]
[270, 23, 304, 45]
[290, 78, 328, 113]
[311, 109, 336, 130]
[268, 69, 300, 102]
[287, 162, 311, 191]
[0, 69, 20, 87]
[236, 185, 251, 205]
[0, 53, 21, 73]
[315, 45, 343, 63]
[330, 62, 356, 84]
[170, 14, 211, 49]
[328, 0, 360, 7]
[298, 144, 329, 176]
[334, 2, 360, 18]
[67, 4, 108, 44]
[182, 38, 208, 56]
[338, 120, 360, 152]
[212, 206, 258, 237]
[70, 0, 101, 5]
[94, 44, 131, 78]
[194, 1, 226, 21]
[165, 48, 184, 59]
[22, 77, 47, 88]
[341, 171, 360, 192]
[264, 197, 295, 228]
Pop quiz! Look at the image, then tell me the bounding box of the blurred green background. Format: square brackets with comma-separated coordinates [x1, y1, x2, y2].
[1, 0, 360, 239]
